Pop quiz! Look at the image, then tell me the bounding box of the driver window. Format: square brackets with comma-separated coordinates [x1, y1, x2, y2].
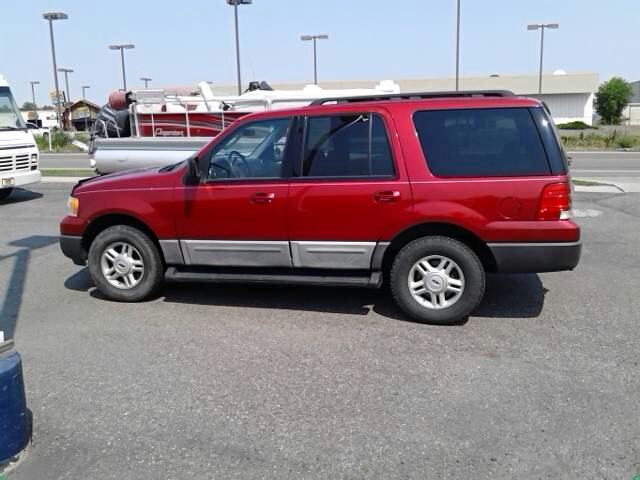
[207, 117, 292, 180]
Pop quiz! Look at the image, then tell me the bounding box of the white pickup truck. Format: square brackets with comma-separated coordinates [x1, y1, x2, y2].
[0, 75, 41, 200]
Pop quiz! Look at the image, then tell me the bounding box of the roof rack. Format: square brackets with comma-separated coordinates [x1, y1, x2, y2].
[309, 90, 515, 106]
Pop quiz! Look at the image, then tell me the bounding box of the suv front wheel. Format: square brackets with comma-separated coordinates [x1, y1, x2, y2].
[390, 236, 485, 325]
[88, 225, 164, 302]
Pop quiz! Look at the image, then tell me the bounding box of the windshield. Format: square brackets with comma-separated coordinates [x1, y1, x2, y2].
[0, 86, 27, 129]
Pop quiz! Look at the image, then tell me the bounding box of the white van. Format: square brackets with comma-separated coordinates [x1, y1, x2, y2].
[0, 75, 41, 200]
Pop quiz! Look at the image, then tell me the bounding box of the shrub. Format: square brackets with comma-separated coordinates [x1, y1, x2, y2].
[33, 131, 73, 151]
[50, 130, 72, 149]
[34, 134, 49, 150]
[595, 77, 632, 125]
[74, 132, 90, 144]
[556, 121, 597, 130]
[615, 134, 636, 149]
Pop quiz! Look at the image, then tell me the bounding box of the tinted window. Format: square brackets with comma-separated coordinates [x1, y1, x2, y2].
[207, 117, 291, 179]
[413, 108, 550, 176]
[302, 113, 394, 178]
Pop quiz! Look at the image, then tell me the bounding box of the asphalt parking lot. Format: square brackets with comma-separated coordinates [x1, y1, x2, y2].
[1, 183, 639, 479]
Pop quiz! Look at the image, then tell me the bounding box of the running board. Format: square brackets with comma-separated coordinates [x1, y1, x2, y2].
[165, 267, 382, 288]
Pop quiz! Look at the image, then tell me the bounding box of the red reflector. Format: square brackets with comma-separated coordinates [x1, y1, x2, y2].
[537, 182, 571, 220]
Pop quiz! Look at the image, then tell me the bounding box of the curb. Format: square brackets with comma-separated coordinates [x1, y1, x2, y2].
[574, 185, 622, 193]
[41, 176, 90, 183]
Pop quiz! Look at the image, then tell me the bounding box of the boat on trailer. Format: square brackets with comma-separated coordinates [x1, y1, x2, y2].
[90, 80, 401, 174]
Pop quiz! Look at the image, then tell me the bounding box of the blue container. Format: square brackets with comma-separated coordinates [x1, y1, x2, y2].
[0, 340, 29, 464]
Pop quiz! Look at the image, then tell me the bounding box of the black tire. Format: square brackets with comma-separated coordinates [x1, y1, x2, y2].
[390, 236, 485, 325]
[88, 225, 164, 302]
[0, 188, 13, 201]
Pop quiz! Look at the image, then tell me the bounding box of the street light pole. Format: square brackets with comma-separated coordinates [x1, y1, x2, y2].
[455, 0, 460, 91]
[109, 44, 135, 91]
[81, 85, 90, 131]
[527, 23, 559, 95]
[57, 68, 73, 130]
[58, 68, 73, 104]
[140, 77, 152, 88]
[42, 11, 68, 129]
[30, 81, 40, 107]
[227, 0, 252, 95]
[300, 34, 329, 85]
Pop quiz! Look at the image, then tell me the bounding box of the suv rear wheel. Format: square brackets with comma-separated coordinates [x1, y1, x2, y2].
[390, 236, 485, 325]
[88, 225, 164, 302]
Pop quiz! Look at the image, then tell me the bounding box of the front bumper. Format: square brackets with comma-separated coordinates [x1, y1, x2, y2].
[59, 235, 87, 266]
[488, 241, 582, 273]
[0, 170, 41, 189]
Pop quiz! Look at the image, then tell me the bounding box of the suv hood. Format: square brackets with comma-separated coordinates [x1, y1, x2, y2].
[73, 166, 179, 194]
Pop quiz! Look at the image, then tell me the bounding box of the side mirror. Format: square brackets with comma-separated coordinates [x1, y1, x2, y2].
[183, 156, 201, 185]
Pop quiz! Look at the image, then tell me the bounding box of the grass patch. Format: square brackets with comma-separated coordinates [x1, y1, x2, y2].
[561, 130, 640, 150]
[34, 132, 87, 153]
[573, 179, 608, 186]
[41, 168, 95, 177]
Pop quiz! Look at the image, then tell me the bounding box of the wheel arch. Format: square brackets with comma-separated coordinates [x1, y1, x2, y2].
[381, 222, 497, 274]
[81, 212, 165, 264]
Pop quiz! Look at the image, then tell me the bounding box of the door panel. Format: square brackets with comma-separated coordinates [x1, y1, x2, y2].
[173, 116, 293, 267]
[174, 182, 290, 266]
[288, 179, 411, 242]
[287, 112, 412, 265]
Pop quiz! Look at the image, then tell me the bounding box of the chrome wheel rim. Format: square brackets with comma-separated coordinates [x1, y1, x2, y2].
[100, 242, 144, 290]
[408, 255, 465, 309]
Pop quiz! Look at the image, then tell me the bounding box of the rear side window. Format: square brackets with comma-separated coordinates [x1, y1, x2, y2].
[413, 108, 551, 177]
[302, 113, 394, 178]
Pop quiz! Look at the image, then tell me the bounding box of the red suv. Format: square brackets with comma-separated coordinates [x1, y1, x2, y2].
[60, 91, 581, 324]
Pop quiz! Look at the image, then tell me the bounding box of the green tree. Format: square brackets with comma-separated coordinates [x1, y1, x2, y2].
[21, 101, 37, 110]
[595, 77, 632, 125]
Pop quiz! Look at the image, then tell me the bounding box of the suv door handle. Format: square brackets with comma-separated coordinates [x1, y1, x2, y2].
[373, 190, 401, 203]
[250, 192, 275, 204]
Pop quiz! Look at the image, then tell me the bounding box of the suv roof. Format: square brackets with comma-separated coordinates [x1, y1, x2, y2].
[240, 90, 543, 121]
[308, 89, 515, 105]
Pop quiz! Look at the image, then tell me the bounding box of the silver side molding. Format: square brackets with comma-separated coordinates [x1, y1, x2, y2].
[159, 240, 184, 265]
[290, 241, 376, 269]
[180, 240, 292, 267]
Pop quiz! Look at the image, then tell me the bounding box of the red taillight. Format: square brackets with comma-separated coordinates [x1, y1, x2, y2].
[537, 182, 572, 220]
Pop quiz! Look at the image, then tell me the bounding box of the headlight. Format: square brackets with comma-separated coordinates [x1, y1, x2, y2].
[67, 196, 79, 217]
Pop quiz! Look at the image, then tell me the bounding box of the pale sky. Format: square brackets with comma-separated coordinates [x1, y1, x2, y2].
[1, 0, 638, 106]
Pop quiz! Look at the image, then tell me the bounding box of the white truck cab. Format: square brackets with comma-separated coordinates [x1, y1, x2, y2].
[0, 75, 41, 200]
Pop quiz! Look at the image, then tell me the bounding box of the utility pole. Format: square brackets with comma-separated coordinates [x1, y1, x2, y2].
[109, 44, 135, 91]
[58, 68, 73, 104]
[81, 85, 90, 131]
[227, 0, 252, 95]
[300, 34, 329, 85]
[527, 23, 559, 95]
[42, 11, 68, 129]
[30, 81, 40, 107]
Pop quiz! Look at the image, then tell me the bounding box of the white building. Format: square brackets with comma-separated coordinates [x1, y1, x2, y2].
[20, 109, 59, 128]
[210, 72, 599, 125]
[623, 79, 640, 126]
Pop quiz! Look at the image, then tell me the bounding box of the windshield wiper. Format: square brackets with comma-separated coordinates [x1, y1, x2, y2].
[0, 126, 26, 131]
